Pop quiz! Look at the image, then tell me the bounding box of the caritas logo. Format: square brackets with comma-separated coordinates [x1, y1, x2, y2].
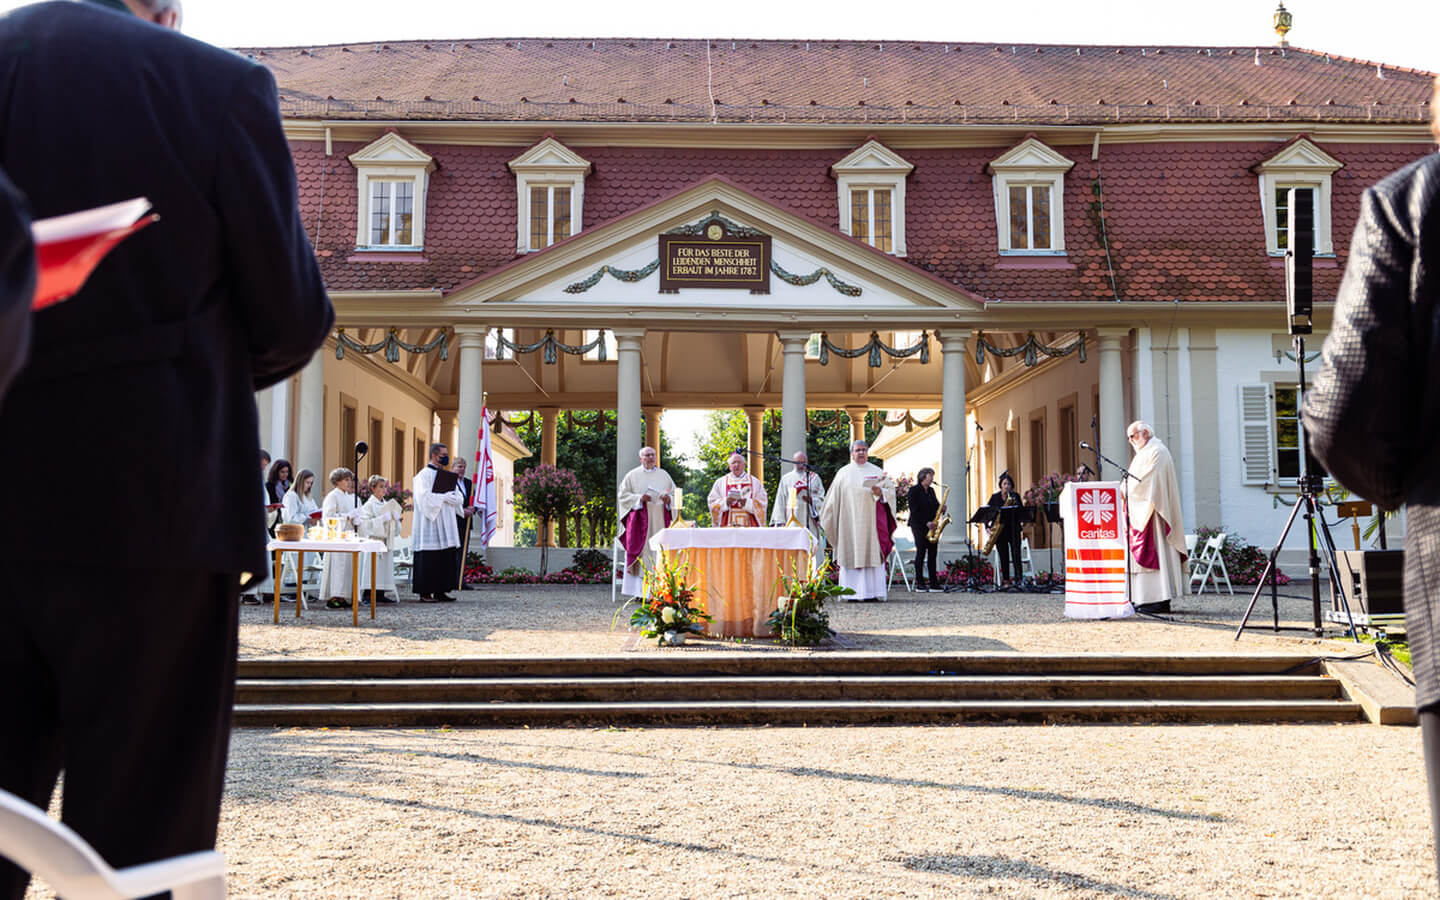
[1077, 487, 1119, 540]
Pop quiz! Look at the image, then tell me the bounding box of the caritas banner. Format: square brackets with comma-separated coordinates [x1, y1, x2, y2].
[1059, 481, 1132, 619]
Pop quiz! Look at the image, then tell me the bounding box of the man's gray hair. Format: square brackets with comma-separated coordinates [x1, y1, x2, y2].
[1126, 420, 1154, 439]
[851, 440, 869, 452]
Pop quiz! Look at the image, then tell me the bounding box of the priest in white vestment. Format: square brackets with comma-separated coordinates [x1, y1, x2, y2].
[770, 451, 826, 543]
[356, 474, 400, 601]
[616, 446, 676, 597]
[412, 442, 465, 602]
[708, 452, 767, 527]
[819, 440, 897, 601]
[1125, 421, 1188, 614]
[318, 467, 364, 607]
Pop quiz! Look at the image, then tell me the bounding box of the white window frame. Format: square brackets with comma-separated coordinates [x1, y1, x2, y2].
[508, 137, 591, 254]
[348, 132, 435, 251]
[988, 137, 1074, 256]
[832, 140, 912, 256]
[1256, 138, 1342, 257]
[365, 178, 417, 247]
[525, 183, 575, 251]
[1239, 381, 1328, 487]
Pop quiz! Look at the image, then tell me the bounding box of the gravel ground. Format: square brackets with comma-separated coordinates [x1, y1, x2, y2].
[239, 580, 1375, 659]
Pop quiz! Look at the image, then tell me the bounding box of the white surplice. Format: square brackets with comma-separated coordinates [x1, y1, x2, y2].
[707, 472, 767, 527]
[1127, 437, 1187, 605]
[412, 464, 463, 551]
[277, 487, 320, 586]
[616, 464, 677, 596]
[354, 495, 400, 592]
[318, 487, 366, 599]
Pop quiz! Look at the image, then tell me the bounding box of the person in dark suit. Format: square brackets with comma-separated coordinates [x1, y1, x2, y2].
[907, 467, 944, 592]
[0, 1, 332, 895]
[0, 166, 33, 403]
[1303, 96, 1440, 882]
[984, 472, 1025, 586]
[452, 457, 476, 585]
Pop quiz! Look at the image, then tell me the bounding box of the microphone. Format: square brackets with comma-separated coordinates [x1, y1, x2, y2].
[1079, 441, 1093, 451]
[976, 423, 984, 431]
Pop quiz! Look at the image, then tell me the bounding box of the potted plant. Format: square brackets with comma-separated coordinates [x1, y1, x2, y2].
[622, 551, 711, 646]
[1023, 471, 1074, 549]
[768, 557, 852, 645]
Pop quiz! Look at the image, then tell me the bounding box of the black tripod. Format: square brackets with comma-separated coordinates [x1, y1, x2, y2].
[1234, 336, 1358, 641]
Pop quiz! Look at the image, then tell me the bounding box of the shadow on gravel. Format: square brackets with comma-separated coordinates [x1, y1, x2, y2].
[899, 853, 1176, 899]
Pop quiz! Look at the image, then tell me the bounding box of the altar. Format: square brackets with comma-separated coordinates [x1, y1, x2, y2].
[651, 527, 815, 638]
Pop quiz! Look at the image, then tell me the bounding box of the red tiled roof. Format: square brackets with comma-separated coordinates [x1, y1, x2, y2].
[251, 39, 1434, 124]
[298, 136, 1438, 302]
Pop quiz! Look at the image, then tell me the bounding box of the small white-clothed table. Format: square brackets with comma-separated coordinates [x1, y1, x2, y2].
[266, 538, 389, 626]
[651, 527, 816, 637]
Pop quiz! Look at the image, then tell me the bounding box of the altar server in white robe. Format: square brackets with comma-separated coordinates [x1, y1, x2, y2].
[1125, 421, 1188, 614]
[356, 474, 400, 602]
[318, 468, 364, 608]
[708, 452, 767, 527]
[412, 442, 465, 602]
[616, 446, 676, 597]
[770, 451, 826, 542]
[278, 469, 320, 589]
[819, 440, 898, 602]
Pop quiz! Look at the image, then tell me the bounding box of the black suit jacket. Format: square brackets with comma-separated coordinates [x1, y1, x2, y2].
[908, 484, 939, 538]
[1303, 151, 1440, 707]
[0, 2, 332, 577]
[0, 166, 32, 401]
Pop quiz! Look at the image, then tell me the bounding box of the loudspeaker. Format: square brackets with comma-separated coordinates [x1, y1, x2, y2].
[1330, 549, 1404, 617]
[1286, 187, 1314, 335]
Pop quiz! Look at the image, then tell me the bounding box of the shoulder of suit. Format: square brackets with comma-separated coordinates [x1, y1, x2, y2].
[28, 2, 262, 83]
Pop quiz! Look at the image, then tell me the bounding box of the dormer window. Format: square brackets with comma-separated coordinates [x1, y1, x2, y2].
[832, 140, 912, 256]
[988, 137, 1074, 256]
[509, 137, 591, 253]
[348, 132, 436, 251]
[1255, 138, 1342, 256]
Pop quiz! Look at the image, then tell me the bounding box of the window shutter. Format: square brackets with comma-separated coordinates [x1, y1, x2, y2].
[1239, 384, 1275, 485]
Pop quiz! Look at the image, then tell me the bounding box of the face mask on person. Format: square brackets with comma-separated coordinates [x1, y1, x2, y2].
[437, 454, 450, 467]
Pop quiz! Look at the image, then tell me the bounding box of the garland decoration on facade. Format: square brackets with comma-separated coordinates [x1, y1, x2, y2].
[563, 260, 660, 293]
[492, 410, 535, 430]
[807, 411, 847, 429]
[664, 212, 765, 238]
[973, 331, 1086, 367]
[769, 261, 862, 296]
[881, 410, 942, 430]
[1275, 350, 1321, 363]
[493, 328, 609, 364]
[818, 331, 929, 367]
[566, 410, 615, 428]
[335, 327, 448, 363]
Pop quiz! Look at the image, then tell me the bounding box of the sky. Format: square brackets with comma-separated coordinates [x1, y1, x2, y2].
[7, 0, 1432, 464]
[4, 0, 1428, 71]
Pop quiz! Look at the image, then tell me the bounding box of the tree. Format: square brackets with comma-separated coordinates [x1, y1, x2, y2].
[513, 464, 584, 574]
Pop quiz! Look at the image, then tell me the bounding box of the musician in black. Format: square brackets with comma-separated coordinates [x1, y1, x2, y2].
[985, 471, 1025, 585]
[907, 467, 945, 592]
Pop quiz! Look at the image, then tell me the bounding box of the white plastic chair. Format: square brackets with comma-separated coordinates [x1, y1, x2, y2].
[392, 535, 414, 585]
[888, 532, 915, 591]
[610, 536, 625, 604]
[0, 788, 225, 899]
[1189, 533, 1235, 596]
[1020, 537, 1036, 579]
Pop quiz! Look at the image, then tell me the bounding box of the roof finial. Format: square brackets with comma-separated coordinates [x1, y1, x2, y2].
[1273, 2, 1293, 47]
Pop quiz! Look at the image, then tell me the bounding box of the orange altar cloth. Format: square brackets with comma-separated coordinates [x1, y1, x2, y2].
[652, 527, 815, 638]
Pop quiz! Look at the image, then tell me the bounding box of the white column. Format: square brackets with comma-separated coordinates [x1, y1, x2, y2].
[269, 380, 292, 461]
[777, 330, 810, 461]
[255, 386, 274, 454]
[454, 326, 486, 466]
[613, 328, 645, 489]
[296, 348, 325, 475]
[1133, 326, 1155, 429]
[1176, 328, 1197, 532]
[1096, 328, 1129, 481]
[937, 329, 969, 561]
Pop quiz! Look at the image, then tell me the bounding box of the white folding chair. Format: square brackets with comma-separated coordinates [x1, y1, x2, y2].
[1020, 537, 1036, 579]
[610, 536, 625, 605]
[888, 532, 915, 591]
[1190, 533, 1235, 596]
[0, 788, 226, 900]
[392, 535, 414, 585]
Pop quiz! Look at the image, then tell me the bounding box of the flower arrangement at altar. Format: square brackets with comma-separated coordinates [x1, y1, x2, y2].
[768, 557, 851, 645]
[514, 464, 585, 575]
[622, 551, 710, 646]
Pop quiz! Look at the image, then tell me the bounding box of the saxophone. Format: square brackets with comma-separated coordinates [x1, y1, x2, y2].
[979, 490, 1013, 554]
[926, 484, 951, 542]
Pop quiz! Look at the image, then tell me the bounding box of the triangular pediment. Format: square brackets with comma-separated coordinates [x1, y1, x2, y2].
[508, 137, 593, 174]
[987, 137, 1075, 173]
[443, 176, 984, 319]
[831, 140, 914, 176]
[1255, 137, 1343, 174]
[348, 131, 435, 169]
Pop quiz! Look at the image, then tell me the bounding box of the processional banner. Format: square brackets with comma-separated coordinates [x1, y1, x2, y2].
[1059, 481, 1132, 619]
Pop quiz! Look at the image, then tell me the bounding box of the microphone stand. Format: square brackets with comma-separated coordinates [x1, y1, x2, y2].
[1081, 442, 1140, 618]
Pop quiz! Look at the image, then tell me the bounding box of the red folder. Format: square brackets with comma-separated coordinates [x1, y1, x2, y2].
[31, 198, 157, 309]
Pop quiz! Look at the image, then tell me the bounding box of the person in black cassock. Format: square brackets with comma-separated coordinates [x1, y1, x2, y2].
[0, 1, 332, 895]
[907, 467, 944, 592]
[412, 443, 464, 602]
[985, 472, 1025, 585]
[0, 166, 33, 405]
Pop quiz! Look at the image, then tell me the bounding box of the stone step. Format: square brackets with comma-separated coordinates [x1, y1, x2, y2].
[236, 653, 1325, 680]
[234, 697, 1364, 728]
[234, 674, 1344, 705]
